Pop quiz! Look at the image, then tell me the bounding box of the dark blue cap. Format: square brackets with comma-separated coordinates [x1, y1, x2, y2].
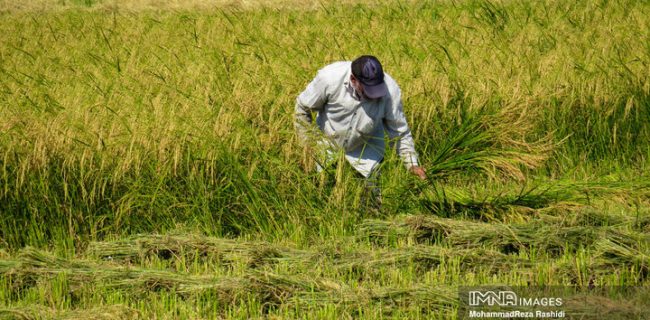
[351, 55, 389, 99]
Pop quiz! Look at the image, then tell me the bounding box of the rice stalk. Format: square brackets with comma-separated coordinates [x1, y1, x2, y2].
[425, 103, 555, 181]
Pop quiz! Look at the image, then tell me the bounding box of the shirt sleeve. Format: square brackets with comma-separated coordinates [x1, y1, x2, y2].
[383, 86, 419, 169]
[294, 71, 328, 142]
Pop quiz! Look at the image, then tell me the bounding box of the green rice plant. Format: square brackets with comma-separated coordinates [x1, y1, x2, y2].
[420, 100, 554, 182]
[0, 0, 647, 250]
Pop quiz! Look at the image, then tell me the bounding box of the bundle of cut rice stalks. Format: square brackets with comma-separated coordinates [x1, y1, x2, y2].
[424, 103, 554, 182]
[593, 238, 650, 273]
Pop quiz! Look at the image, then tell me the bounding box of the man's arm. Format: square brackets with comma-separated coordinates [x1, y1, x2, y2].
[295, 72, 327, 141]
[383, 86, 427, 180]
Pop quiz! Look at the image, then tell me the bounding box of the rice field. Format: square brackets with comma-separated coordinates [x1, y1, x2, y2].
[1, 0, 649, 318]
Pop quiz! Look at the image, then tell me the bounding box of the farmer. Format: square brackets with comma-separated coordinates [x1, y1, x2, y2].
[295, 55, 426, 206]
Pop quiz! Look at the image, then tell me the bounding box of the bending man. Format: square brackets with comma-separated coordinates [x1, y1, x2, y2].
[295, 55, 426, 200]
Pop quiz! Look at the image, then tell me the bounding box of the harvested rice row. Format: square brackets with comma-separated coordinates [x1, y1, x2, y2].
[0, 248, 458, 313]
[2, 294, 647, 320]
[2, 248, 647, 316]
[4, 247, 245, 297]
[87, 233, 309, 268]
[536, 206, 650, 231]
[0, 305, 137, 320]
[86, 229, 649, 278]
[416, 180, 650, 228]
[86, 234, 525, 273]
[329, 245, 527, 274]
[358, 215, 650, 256]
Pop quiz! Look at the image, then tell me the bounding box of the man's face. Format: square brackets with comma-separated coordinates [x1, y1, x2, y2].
[350, 75, 378, 102]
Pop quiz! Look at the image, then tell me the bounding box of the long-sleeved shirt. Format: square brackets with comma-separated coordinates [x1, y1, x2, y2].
[295, 61, 419, 177]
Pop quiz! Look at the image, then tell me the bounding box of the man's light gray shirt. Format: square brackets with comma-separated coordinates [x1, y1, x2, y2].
[295, 61, 419, 177]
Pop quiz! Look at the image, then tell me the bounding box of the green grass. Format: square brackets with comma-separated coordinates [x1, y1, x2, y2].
[1, 0, 649, 318]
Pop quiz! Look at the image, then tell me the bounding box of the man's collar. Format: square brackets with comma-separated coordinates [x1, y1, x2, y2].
[343, 71, 361, 101]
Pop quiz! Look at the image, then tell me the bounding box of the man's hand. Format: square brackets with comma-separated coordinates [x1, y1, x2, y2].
[410, 166, 427, 180]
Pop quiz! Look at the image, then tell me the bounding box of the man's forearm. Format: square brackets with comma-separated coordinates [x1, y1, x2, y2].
[294, 101, 313, 143]
[393, 131, 419, 169]
[401, 151, 419, 169]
